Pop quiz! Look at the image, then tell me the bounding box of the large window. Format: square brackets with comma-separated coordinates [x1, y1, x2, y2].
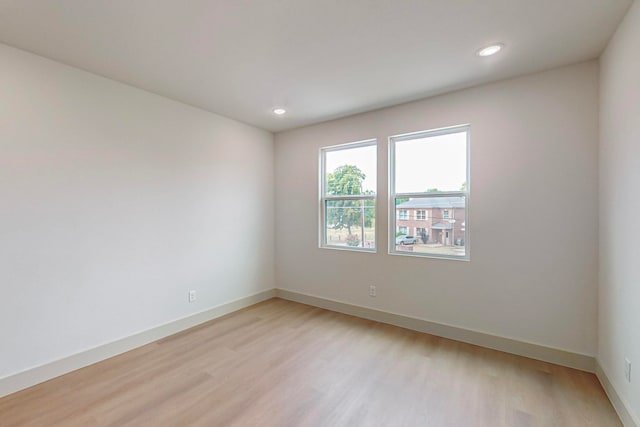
[390, 125, 469, 259]
[320, 140, 377, 251]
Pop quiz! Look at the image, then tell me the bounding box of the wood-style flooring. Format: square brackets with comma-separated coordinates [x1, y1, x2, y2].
[0, 298, 621, 426]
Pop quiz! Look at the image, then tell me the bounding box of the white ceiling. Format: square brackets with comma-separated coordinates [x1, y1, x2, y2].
[0, 0, 632, 132]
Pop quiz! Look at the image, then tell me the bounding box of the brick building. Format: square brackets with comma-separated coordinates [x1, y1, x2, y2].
[396, 197, 466, 246]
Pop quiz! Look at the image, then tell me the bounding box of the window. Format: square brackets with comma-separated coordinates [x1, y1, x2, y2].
[390, 125, 469, 259]
[399, 226, 408, 234]
[321, 140, 376, 250]
[399, 210, 408, 220]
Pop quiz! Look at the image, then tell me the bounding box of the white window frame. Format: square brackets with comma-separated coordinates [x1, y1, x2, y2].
[320, 139, 377, 252]
[389, 124, 470, 260]
[416, 210, 427, 220]
[398, 209, 408, 220]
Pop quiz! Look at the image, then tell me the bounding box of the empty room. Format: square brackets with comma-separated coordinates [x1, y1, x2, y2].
[1, 1, 638, 426]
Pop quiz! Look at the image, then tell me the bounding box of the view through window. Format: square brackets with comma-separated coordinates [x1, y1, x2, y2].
[321, 140, 377, 250]
[390, 126, 469, 259]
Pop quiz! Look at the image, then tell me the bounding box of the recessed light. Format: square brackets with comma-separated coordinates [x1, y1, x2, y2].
[477, 44, 504, 57]
[273, 108, 287, 115]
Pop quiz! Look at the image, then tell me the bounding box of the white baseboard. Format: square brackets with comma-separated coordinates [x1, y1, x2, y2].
[0, 288, 277, 399]
[596, 362, 640, 427]
[276, 289, 595, 373]
[0, 287, 606, 405]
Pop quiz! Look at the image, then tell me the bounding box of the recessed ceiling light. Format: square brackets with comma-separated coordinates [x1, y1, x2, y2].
[477, 44, 504, 57]
[273, 108, 287, 115]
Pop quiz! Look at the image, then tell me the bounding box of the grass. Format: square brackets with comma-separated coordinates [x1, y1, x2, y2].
[326, 227, 375, 246]
[326, 226, 465, 256]
[409, 244, 465, 256]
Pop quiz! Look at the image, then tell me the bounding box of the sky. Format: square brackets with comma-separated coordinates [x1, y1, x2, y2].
[395, 131, 467, 193]
[324, 131, 467, 194]
[325, 144, 377, 193]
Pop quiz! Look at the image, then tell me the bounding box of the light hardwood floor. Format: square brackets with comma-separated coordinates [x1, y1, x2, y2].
[0, 298, 621, 426]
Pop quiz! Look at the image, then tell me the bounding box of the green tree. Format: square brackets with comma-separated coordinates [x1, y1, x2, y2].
[363, 190, 376, 227]
[326, 165, 373, 236]
[460, 182, 467, 191]
[327, 165, 366, 197]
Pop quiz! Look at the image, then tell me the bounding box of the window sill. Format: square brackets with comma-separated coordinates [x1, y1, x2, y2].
[388, 250, 469, 261]
[320, 245, 377, 253]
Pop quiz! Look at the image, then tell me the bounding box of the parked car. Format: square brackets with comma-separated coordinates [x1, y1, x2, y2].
[396, 235, 418, 245]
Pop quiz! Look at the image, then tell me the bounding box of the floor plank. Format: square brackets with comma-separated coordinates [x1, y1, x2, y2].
[0, 298, 622, 426]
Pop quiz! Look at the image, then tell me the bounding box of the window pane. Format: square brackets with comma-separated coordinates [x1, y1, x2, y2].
[325, 199, 375, 249]
[395, 130, 467, 193]
[395, 196, 466, 257]
[325, 144, 377, 195]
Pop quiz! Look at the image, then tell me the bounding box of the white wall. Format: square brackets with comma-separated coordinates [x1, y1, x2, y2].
[275, 61, 599, 356]
[0, 43, 274, 378]
[599, 0, 640, 422]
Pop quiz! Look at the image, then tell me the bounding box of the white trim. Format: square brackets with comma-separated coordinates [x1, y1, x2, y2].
[321, 138, 378, 153]
[398, 190, 466, 199]
[319, 139, 378, 252]
[276, 289, 595, 372]
[596, 362, 640, 427]
[324, 194, 376, 201]
[2, 287, 621, 416]
[390, 123, 472, 142]
[0, 288, 277, 399]
[317, 244, 376, 253]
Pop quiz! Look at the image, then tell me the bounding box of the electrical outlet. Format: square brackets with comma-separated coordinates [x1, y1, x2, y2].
[188, 290, 196, 303]
[624, 358, 631, 383]
[369, 285, 376, 297]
